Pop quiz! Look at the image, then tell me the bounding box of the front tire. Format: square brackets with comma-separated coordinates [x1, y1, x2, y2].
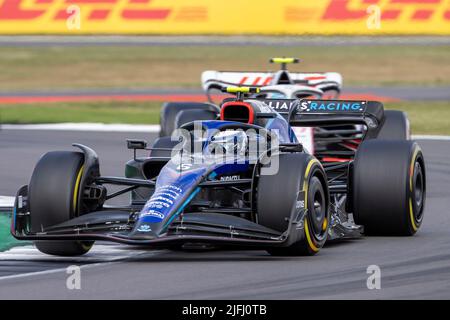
[35, 241, 93, 257]
[29, 151, 94, 256]
[257, 154, 329, 256]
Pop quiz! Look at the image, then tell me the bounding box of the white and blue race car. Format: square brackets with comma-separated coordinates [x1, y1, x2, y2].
[12, 87, 426, 257]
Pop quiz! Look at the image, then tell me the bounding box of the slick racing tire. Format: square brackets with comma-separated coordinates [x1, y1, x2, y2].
[174, 109, 217, 129]
[377, 110, 410, 140]
[159, 102, 218, 137]
[352, 140, 426, 236]
[29, 151, 94, 256]
[33, 241, 93, 257]
[149, 136, 180, 158]
[257, 153, 329, 256]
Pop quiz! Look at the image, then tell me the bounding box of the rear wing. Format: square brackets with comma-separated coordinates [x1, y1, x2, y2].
[263, 99, 384, 139]
[201, 70, 343, 92]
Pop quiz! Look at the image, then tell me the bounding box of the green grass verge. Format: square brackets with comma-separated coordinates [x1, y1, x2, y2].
[385, 101, 450, 136]
[0, 45, 449, 90]
[0, 101, 162, 125]
[1, 100, 449, 135]
[0, 214, 27, 252]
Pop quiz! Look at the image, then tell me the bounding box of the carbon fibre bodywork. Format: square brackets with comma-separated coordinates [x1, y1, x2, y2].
[11, 98, 385, 248]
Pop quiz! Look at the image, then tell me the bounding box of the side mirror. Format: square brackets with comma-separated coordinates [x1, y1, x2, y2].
[127, 139, 147, 150]
[127, 139, 148, 160]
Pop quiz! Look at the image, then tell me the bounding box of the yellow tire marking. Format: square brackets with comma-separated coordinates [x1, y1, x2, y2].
[304, 217, 319, 253]
[303, 158, 319, 209]
[79, 241, 93, 251]
[409, 148, 419, 231]
[73, 165, 84, 215]
[409, 199, 418, 232]
[303, 158, 321, 253]
[410, 148, 419, 192]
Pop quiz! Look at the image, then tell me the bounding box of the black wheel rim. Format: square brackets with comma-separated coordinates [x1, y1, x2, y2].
[413, 161, 425, 221]
[308, 177, 327, 240]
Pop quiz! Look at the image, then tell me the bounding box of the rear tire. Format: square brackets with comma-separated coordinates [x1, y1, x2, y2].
[149, 136, 180, 158]
[29, 151, 94, 256]
[377, 110, 410, 140]
[160, 102, 218, 137]
[257, 154, 329, 256]
[352, 140, 425, 235]
[174, 109, 217, 129]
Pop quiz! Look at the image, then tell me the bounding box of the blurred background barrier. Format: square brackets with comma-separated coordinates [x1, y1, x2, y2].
[0, 0, 449, 35]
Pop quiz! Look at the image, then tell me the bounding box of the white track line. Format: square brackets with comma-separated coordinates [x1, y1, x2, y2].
[0, 261, 118, 282]
[0, 245, 163, 281]
[1, 123, 160, 133]
[0, 196, 14, 210]
[0, 244, 152, 262]
[412, 135, 450, 141]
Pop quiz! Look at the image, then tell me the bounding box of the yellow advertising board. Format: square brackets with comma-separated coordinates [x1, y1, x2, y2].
[0, 0, 449, 35]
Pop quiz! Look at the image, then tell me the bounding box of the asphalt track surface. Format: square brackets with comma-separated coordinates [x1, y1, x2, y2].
[0, 129, 449, 299]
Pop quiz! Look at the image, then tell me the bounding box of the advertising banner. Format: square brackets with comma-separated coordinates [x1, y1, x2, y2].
[0, 0, 449, 35]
